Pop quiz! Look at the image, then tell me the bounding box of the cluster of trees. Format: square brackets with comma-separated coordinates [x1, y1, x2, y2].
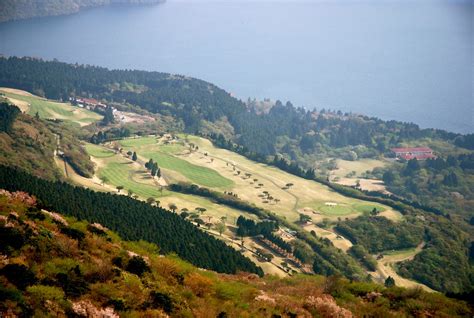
[145, 159, 161, 178]
[236, 216, 293, 255]
[0, 102, 20, 133]
[236, 216, 277, 237]
[381, 154, 474, 220]
[168, 182, 269, 219]
[348, 245, 377, 272]
[90, 127, 131, 144]
[0, 165, 263, 276]
[454, 133, 474, 150]
[335, 216, 424, 253]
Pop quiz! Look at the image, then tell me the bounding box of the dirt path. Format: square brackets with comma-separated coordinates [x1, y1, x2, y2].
[370, 242, 434, 292]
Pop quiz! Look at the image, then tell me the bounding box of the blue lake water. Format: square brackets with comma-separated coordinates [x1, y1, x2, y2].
[0, 0, 472, 133]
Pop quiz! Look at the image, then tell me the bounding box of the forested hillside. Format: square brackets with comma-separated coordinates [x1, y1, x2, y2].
[0, 165, 263, 276]
[2, 190, 471, 317]
[0, 56, 465, 163]
[0, 0, 163, 23]
[379, 156, 474, 225]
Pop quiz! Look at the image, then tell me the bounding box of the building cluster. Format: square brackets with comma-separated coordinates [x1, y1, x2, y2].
[71, 97, 107, 110]
[391, 147, 436, 160]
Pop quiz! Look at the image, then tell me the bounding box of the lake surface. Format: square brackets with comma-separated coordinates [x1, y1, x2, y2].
[0, 0, 472, 133]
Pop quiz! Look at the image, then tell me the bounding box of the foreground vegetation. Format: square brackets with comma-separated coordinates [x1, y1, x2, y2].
[0, 165, 262, 275]
[1, 190, 472, 317]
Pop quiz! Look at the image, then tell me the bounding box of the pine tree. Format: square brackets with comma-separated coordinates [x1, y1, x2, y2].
[132, 152, 137, 161]
[384, 276, 395, 287]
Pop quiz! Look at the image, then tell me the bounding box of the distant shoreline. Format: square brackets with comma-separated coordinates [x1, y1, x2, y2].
[0, 0, 166, 24]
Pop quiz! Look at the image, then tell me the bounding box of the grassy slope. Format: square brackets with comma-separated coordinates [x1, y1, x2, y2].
[0, 92, 100, 180]
[0, 88, 103, 127]
[0, 111, 62, 180]
[120, 137, 234, 188]
[0, 191, 471, 317]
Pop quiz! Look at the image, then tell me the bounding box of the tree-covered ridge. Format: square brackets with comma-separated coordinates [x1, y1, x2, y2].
[0, 165, 263, 276]
[335, 216, 424, 253]
[0, 56, 466, 162]
[1, 190, 471, 317]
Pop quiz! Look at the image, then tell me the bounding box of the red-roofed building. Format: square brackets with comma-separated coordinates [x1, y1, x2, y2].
[73, 97, 107, 109]
[391, 147, 436, 160]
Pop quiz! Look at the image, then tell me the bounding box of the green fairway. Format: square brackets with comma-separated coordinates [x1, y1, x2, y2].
[118, 137, 233, 188]
[85, 144, 115, 158]
[318, 204, 353, 216]
[383, 247, 417, 257]
[141, 150, 234, 188]
[353, 203, 386, 214]
[97, 159, 167, 199]
[119, 137, 158, 147]
[1, 89, 102, 126]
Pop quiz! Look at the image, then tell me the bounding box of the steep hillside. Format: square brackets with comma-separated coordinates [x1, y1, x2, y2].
[0, 165, 263, 276]
[0, 0, 164, 23]
[0, 99, 95, 180]
[1, 189, 471, 317]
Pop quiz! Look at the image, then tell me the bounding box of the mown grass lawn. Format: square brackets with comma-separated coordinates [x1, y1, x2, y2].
[141, 150, 234, 188]
[1, 90, 102, 125]
[85, 143, 115, 158]
[353, 203, 386, 214]
[97, 158, 168, 199]
[318, 204, 353, 216]
[119, 136, 158, 147]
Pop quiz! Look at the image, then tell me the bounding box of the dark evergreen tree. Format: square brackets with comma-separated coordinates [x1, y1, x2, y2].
[0, 102, 20, 133]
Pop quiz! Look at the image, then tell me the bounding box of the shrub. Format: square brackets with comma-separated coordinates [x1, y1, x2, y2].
[60, 227, 85, 241]
[26, 285, 65, 307]
[0, 264, 37, 290]
[148, 291, 174, 313]
[126, 256, 150, 277]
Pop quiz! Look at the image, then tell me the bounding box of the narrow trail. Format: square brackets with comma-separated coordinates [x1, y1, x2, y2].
[371, 242, 433, 292]
[54, 134, 69, 178]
